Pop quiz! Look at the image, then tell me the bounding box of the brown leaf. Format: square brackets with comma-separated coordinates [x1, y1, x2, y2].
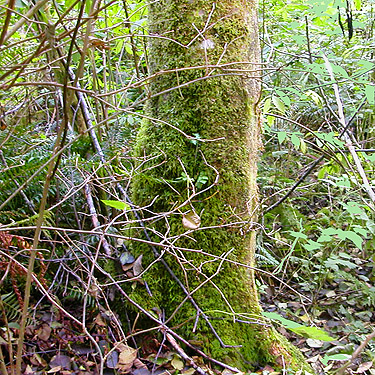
[182, 211, 201, 230]
[356, 361, 373, 374]
[36, 323, 51, 341]
[47, 366, 62, 373]
[116, 345, 137, 373]
[50, 354, 71, 370]
[30, 353, 47, 367]
[133, 255, 144, 276]
[24, 365, 34, 375]
[133, 358, 148, 369]
[171, 355, 184, 371]
[94, 314, 106, 327]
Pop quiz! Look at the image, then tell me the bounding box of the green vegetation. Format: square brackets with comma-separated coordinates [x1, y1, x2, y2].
[0, 0, 374, 374]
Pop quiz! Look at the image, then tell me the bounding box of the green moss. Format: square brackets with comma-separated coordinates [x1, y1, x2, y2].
[128, 0, 311, 372]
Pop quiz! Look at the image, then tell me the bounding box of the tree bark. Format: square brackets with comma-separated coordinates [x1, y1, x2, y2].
[131, 0, 309, 371]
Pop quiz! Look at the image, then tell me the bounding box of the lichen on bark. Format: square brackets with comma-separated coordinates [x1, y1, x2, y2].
[130, 0, 311, 371]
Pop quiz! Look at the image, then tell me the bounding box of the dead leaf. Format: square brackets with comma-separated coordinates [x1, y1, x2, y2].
[171, 355, 184, 371]
[30, 353, 47, 367]
[116, 345, 137, 373]
[48, 366, 62, 373]
[134, 358, 148, 369]
[133, 255, 144, 276]
[326, 290, 336, 298]
[182, 368, 196, 375]
[36, 323, 51, 341]
[94, 314, 106, 327]
[24, 365, 34, 375]
[107, 350, 119, 369]
[306, 339, 324, 348]
[356, 361, 373, 373]
[50, 354, 71, 370]
[262, 365, 275, 372]
[133, 369, 152, 375]
[182, 211, 201, 230]
[88, 36, 110, 50]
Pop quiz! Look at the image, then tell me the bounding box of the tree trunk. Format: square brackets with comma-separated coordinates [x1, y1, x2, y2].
[131, 0, 309, 371]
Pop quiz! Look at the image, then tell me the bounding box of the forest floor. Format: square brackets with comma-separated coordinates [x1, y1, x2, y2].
[4, 258, 374, 375]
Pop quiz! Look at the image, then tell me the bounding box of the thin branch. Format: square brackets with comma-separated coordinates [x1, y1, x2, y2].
[323, 54, 375, 209]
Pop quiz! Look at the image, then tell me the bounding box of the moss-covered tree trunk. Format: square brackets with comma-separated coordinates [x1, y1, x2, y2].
[132, 0, 309, 371]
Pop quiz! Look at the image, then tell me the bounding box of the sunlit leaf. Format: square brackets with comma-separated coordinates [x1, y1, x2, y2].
[353, 0, 361, 10]
[272, 96, 285, 114]
[277, 131, 287, 144]
[291, 326, 335, 341]
[365, 85, 375, 105]
[290, 133, 300, 149]
[263, 97, 271, 113]
[262, 312, 335, 341]
[101, 200, 130, 210]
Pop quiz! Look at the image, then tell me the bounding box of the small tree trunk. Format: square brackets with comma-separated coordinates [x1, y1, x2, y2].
[132, 0, 309, 371]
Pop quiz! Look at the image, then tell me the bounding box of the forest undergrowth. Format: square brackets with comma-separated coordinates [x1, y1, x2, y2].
[0, 0, 375, 374]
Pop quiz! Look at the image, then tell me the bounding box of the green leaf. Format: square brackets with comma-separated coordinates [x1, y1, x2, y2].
[101, 200, 130, 210]
[305, 90, 323, 107]
[342, 231, 363, 249]
[303, 240, 322, 251]
[277, 131, 287, 144]
[331, 64, 348, 78]
[289, 231, 307, 240]
[365, 85, 375, 105]
[85, 0, 92, 14]
[262, 312, 335, 341]
[272, 96, 285, 114]
[300, 138, 307, 153]
[263, 97, 271, 114]
[262, 312, 300, 329]
[321, 354, 351, 366]
[290, 326, 335, 341]
[353, 0, 361, 10]
[290, 133, 300, 149]
[267, 115, 275, 126]
[324, 254, 356, 271]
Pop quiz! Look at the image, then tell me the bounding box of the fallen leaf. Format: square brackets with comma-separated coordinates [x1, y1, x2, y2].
[30, 353, 47, 366]
[182, 368, 196, 375]
[48, 366, 62, 373]
[24, 365, 34, 375]
[36, 323, 52, 341]
[133, 369, 151, 375]
[134, 358, 148, 369]
[94, 314, 107, 327]
[326, 290, 336, 298]
[133, 255, 144, 276]
[171, 355, 184, 371]
[356, 361, 373, 373]
[116, 345, 137, 373]
[50, 354, 71, 370]
[120, 251, 135, 266]
[107, 350, 119, 369]
[306, 339, 324, 348]
[182, 211, 201, 230]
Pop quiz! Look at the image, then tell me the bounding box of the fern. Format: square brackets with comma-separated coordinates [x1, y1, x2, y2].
[256, 244, 279, 266]
[1, 292, 22, 322]
[336, 270, 375, 307]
